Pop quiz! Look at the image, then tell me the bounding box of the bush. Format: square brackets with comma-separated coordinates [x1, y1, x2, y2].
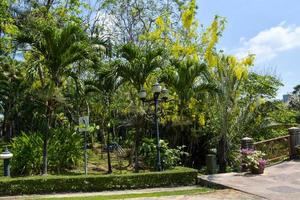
[10, 128, 83, 176]
[11, 132, 43, 176]
[140, 138, 188, 170]
[48, 128, 83, 173]
[0, 167, 197, 196]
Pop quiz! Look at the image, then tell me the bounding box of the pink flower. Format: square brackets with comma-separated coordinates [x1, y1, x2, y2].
[241, 148, 254, 155]
[258, 159, 266, 168]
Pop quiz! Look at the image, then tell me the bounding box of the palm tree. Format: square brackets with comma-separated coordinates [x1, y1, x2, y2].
[117, 43, 165, 171]
[85, 63, 122, 174]
[117, 43, 165, 91]
[211, 54, 251, 172]
[160, 59, 216, 121]
[17, 18, 91, 174]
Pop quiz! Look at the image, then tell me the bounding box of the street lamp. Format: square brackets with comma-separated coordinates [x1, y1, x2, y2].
[139, 82, 168, 171]
[0, 147, 13, 177]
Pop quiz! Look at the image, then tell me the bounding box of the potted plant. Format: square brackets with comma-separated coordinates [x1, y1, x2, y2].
[241, 149, 266, 174]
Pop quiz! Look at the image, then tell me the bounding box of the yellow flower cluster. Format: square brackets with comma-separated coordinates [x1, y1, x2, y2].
[171, 42, 197, 59]
[188, 98, 205, 126]
[228, 55, 255, 80]
[139, 15, 169, 41]
[203, 18, 219, 67]
[198, 114, 205, 126]
[241, 55, 255, 66]
[156, 16, 164, 27]
[181, 0, 196, 29]
[234, 66, 244, 80]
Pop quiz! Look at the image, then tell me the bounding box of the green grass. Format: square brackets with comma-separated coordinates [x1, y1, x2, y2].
[39, 187, 213, 200]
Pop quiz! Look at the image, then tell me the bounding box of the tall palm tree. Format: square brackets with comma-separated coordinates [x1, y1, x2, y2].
[212, 54, 251, 172]
[17, 18, 91, 174]
[85, 63, 122, 174]
[117, 43, 165, 171]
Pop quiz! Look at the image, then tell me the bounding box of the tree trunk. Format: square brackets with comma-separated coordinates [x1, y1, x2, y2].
[107, 130, 112, 174]
[134, 127, 141, 172]
[42, 133, 48, 175]
[217, 135, 228, 173]
[42, 103, 52, 175]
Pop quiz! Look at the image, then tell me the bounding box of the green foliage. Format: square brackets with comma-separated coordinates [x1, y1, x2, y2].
[0, 167, 197, 195]
[117, 43, 165, 90]
[140, 138, 188, 170]
[11, 129, 83, 176]
[48, 128, 83, 173]
[11, 132, 43, 176]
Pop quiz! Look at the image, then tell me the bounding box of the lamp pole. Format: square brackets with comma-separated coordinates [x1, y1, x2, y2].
[154, 92, 161, 171]
[139, 82, 168, 171]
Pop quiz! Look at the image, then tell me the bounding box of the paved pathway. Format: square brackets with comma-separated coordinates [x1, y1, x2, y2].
[199, 160, 300, 200]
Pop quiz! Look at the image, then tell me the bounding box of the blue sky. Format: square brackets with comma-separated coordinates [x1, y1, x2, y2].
[196, 0, 300, 98]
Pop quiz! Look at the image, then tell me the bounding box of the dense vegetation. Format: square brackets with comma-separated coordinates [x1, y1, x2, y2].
[0, 0, 299, 177]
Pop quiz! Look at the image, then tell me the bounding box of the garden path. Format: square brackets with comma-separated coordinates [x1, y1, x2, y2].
[199, 160, 300, 200]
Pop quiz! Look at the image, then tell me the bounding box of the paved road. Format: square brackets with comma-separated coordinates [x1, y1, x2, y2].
[199, 160, 300, 200]
[129, 189, 264, 200]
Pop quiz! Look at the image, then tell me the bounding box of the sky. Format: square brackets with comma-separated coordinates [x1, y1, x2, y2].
[196, 0, 300, 99]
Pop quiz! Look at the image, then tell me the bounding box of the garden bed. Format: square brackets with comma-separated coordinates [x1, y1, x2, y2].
[0, 167, 197, 196]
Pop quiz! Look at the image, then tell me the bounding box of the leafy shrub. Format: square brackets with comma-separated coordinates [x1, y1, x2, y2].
[11, 128, 83, 176]
[140, 138, 188, 170]
[0, 167, 197, 195]
[48, 128, 83, 173]
[11, 132, 43, 176]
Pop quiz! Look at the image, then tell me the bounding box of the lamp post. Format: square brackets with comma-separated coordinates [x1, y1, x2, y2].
[0, 147, 13, 177]
[139, 82, 168, 171]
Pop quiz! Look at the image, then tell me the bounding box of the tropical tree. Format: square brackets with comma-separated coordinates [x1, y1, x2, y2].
[160, 59, 215, 120]
[16, 14, 91, 174]
[0, 58, 27, 140]
[289, 85, 300, 111]
[207, 53, 255, 172]
[117, 42, 165, 171]
[85, 62, 123, 173]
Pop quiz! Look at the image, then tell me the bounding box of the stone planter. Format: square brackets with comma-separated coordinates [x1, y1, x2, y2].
[251, 166, 264, 174]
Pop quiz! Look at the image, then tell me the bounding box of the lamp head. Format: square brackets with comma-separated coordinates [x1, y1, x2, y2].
[139, 89, 147, 101]
[152, 82, 161, 94]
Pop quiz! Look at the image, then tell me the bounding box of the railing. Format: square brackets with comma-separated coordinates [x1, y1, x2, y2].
[254, 135, 290, 164]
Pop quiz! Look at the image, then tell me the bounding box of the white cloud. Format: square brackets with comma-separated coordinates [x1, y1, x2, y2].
[234, 23, 300, 63]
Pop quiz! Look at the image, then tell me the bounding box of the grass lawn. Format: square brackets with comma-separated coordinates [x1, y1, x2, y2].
[39, 187, 213, 200]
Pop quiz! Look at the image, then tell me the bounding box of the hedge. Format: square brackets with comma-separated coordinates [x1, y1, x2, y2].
[0, 167, 197, 196]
